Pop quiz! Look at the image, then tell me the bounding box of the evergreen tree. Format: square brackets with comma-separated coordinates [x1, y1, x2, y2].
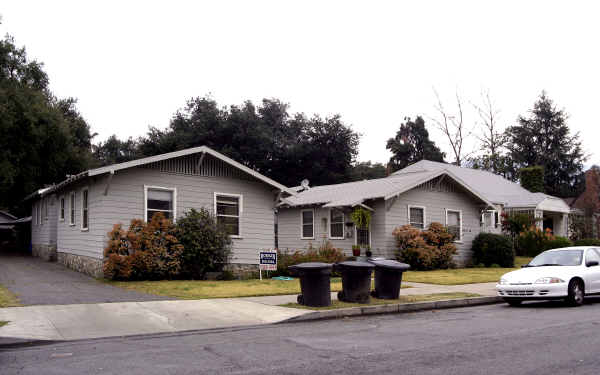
[386, 116, 445, 172]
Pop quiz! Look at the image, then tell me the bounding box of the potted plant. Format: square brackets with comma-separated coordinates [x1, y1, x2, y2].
[352, 245, 361, 257]
[365, 245, 372, 258]
[351, 207, 372, 232]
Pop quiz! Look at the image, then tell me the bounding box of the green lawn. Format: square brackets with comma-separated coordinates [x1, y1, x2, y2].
[402, 257, 531, 285]
[281, 292, 481, 310]
[0, 321, 8, 328]
[108, 278, 406, 300]
[0, 284, 21, 308]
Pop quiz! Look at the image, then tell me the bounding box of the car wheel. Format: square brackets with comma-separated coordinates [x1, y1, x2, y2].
[566, 279, 584, 307]
[503, 298, 522, 306]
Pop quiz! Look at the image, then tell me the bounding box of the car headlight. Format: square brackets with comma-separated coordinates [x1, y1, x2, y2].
[499, 278, 509, 285]
[534, 277, 565, 284]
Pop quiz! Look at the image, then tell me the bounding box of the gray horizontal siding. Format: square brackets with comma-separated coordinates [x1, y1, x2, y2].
[31, 195, 58, 246]
[57, 167, 277, 264]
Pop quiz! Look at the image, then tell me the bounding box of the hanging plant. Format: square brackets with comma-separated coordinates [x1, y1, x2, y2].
[351, 207, 372, 230]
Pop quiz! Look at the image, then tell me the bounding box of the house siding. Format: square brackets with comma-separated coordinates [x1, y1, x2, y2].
[384, 181, 485, 265]
[55, 165, 276, 265]
[31, 194, 58, 260]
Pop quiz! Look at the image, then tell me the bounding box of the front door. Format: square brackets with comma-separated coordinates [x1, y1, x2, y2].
[355, 226, 370, 248]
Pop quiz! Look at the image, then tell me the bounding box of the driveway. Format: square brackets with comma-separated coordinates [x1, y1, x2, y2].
[0, 253, 172, 305]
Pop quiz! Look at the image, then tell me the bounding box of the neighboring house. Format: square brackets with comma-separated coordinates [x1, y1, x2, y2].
[0, 210, 18, 243]
[277, 160, 571, 265]
[25, 146, 295, 277]
[564, 167, 600, 238]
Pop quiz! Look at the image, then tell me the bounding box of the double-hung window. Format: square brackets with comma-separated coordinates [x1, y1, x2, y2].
[329, 209, 344, 239]
[215, 193, 242, 237]
[145, 186, 176, 221]
[408, 206, 425, 229]
[81, 189, 89, 230]
[446, 209, 462, 242]
[301, 209, 314, 239]
[60, 197, 65, 221]
[70, 192, 76, 225]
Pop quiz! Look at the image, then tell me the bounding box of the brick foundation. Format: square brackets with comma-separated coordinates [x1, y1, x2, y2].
[58, 252, 104, 278]
[32, 244, 57, 261]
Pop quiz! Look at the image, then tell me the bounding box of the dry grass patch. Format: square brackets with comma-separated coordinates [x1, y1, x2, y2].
[402, 257, 532, 285]
[107, 277, 408, 299]
[0, 285, 21, 308]
[0, 321, 8, 327]
[281, 292, 481, 310]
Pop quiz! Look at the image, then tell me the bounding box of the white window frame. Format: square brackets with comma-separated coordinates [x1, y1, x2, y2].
[69, 192, 76, 226]
[43, 198, 48, 223]
[328, 208, 345, 240]
[144, 185, 177, 223]
[59, 196, 65, 222]
[35, 203, 40, 226]
[408, 205, 426, 229]
[81, 188, 89, 231]
[214, 192, 243, 238]
[481, 209, 496, 229]
[445, 208, 463, 243]
[300, 208, 315, 240]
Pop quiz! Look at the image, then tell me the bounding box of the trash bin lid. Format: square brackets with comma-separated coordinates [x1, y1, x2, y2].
[289, 262, 333, 270]
[368, 259, 410, 271]
[336, 260, 375, 269]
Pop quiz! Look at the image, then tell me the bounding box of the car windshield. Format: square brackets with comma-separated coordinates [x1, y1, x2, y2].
[528, 249, 583, 267]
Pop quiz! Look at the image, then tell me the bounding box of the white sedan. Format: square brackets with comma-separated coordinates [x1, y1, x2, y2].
[496, 247, 600, 306]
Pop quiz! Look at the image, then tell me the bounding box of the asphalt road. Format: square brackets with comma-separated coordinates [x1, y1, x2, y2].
[3, 299, 600, 375]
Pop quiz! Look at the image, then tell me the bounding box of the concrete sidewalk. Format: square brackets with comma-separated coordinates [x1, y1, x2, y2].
[0, 281, 498, 343]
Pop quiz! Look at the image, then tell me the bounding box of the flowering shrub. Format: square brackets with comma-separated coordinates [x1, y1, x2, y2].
[275, 242, 346, 277]
[393, 223, 457, 270]
[104, 213, 184, 280]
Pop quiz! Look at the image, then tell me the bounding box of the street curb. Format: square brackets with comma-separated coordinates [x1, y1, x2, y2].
[0, 337, 58, 350]
[281, 296, 503, 323]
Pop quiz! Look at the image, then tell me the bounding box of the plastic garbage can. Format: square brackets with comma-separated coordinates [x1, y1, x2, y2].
[368, 259, 410, 299]
[334, 261, 375, 303]
[288, 262, 333, 307]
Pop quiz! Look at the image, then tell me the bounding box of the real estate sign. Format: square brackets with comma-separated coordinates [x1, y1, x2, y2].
[259, 250, 277, 271]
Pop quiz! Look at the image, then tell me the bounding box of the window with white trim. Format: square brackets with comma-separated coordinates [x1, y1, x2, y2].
[69, 192, 76, 225]
[301, 209, 314, 239]
[215, 194, 241, 236]
[446, 209, 462, 241]
[145, 187, 175, 221]
[408, 206, 425, 229]
[43, 199, 48, 222]
[329, 209, 344, 239]
[482, 210, 494, 229]
[60, 197, 65, 221]
[81, 189, 89, 230]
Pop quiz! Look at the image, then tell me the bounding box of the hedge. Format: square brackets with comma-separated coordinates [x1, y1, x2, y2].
[472, 233, 515, 268]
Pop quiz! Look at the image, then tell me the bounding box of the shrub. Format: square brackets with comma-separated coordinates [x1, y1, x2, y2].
[104, 213, 184, 280]
[472, 233, 515, 268]
[275, 242, 346, 277]
[175, 208, 232, 279]
[573, 238, 600, 246]
[543, 236, 573, 251]
[516, 226, 552, 257]
[393, 223, 457, 270]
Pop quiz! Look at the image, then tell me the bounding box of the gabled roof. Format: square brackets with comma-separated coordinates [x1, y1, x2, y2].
[392, 160, 570, 212]
[26, 146, 296, 200]
[0, 210, 17, 221]
[280, 168, 495, 209]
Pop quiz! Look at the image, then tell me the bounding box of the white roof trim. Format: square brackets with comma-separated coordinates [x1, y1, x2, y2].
[384, 169, 496, 209]
[536, 197, 571, 214]
[33, 146, 295, 199]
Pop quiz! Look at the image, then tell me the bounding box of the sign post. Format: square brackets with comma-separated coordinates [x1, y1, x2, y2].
[259, 250, 277, 280]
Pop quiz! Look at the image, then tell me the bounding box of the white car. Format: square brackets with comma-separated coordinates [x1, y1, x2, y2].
[496, 247, 600, 306]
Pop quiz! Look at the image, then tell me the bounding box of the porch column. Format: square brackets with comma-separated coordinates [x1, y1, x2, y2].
[535, 209, 544, 231]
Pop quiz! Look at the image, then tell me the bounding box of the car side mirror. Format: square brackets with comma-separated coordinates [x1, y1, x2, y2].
[586, 260, 599, 267]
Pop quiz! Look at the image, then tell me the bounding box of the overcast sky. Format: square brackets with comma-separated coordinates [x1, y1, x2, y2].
[2, 1, 598, 165]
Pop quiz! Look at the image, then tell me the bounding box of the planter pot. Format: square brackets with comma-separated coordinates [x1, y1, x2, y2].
[352, 248, 361, 257]
[365, 251, 372, 257]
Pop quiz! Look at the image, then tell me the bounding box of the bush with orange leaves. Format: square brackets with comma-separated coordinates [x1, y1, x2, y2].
[104, 212, 184, 280]
[393, 222, 457, 270]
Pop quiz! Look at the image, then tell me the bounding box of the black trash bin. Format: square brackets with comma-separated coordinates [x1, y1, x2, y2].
[288, 262, 333, 307]
[368, 259, 410, 299]
[334, 261, 375, 303]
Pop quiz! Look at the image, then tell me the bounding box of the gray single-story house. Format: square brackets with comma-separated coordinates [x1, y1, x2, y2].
[26, 146, 295, 277]
[276, 160, 571, 265]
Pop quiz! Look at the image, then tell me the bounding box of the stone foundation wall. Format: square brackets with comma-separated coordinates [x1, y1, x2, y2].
[58, 252, 104, 278]
[32, 244, 57, 261]
[225, 263, 259, 279]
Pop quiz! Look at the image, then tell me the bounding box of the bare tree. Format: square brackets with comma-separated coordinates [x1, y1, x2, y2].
[471, 90, 509, 175]
[430, 88, 473, 166]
